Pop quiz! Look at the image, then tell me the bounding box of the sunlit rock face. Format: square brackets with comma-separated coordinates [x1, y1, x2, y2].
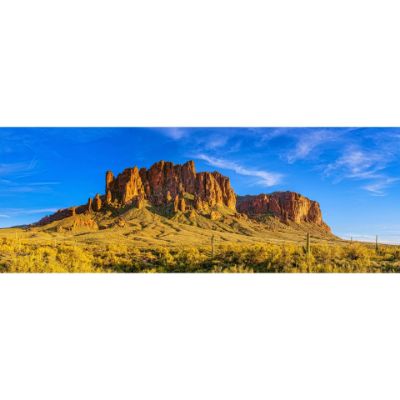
[237, 192, 331, 232]
[36, 161, 331, 234]
[105, 160, 236, 211]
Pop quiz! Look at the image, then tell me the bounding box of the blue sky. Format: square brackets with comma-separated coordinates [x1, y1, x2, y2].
[1, 127, 400, 243]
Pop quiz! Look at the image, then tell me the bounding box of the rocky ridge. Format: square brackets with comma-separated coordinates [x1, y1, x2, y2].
[37, 160, 330, 232]
[237, 192, 331, 232]
[104, 160, 236, 212]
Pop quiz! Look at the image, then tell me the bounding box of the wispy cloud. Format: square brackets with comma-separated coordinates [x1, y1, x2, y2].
[0, 208, 59, 216]
[203, 135, 230, 150]
[0, 160, 37, 176]
[286, 130, 339, 163]
[269, 129, 400, 196]
[195, 154, 283, 186]
[162, 128, 188, 140]
[324, 146, 397, 195]
[26, 181, 60, 186]
[362, 178, 399, 196]
[325, 148, 382, 178]
[259, 128, 291, 143]
[0, 207, 59, 227]
[0, 180, 60, 195]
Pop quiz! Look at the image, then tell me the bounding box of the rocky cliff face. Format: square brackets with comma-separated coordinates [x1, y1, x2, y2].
[36, 161, 330, 233]
[103, 160, 236, 212]
[37, 160, 237, 225]
[237, 192, 330, 231]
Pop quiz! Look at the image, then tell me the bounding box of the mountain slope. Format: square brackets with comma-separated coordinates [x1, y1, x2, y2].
[19, 160, 336, 247]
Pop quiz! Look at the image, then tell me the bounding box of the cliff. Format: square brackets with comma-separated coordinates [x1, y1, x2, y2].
[105, 160, 236, 211]
[37, 160, 237, 225]
[36, 161, 331, 234]
[237, 192, 331, 232]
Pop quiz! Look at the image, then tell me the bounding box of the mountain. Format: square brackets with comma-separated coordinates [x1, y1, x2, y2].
[33, 160, 334, 246]
[105, 160, 236, 211]
[237, 192, 331, 232]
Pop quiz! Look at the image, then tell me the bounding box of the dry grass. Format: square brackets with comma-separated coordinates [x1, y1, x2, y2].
[1, 206, 395, 273]
[1, 229, 399, 273]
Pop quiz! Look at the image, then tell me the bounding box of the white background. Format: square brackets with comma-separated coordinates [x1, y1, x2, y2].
[1, 1, 400, 399]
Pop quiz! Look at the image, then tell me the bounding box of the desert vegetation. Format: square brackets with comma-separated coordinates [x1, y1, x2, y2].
[1, 235, 400, 273]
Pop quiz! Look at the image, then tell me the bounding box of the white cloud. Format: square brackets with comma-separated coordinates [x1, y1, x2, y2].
[203, 135, 230, 150]
[362, 178, 399, 196]
[324, 146, 398, 195]
[326, 149, 378, 178]
[0, 161, 36, 176]
[0, 181, 60, 194]
[286, 130, 338, 163]
[162, 128, 187, 140]
[260, 128, 289, 141]
[0, 208, 59, 216]
[27, 182, 60, 186]
[196, 154, 283, 187]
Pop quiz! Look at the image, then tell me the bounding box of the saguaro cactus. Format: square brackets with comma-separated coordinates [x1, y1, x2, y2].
[375, 235, 379, 254]
[211, 234, 215, 258]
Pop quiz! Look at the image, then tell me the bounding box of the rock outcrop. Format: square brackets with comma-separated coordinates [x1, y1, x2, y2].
[104, 160, 236, 212]
[106, 166, 145, 205]
[93, 194, 102, 212]
[237, 192, 330, 231]
[36, 205, 87, 226]
[36, 160, 237, 226]
[36, 161, 331, 234]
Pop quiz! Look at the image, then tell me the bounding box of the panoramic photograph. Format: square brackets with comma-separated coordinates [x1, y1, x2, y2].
[1, 127, 399, 273]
